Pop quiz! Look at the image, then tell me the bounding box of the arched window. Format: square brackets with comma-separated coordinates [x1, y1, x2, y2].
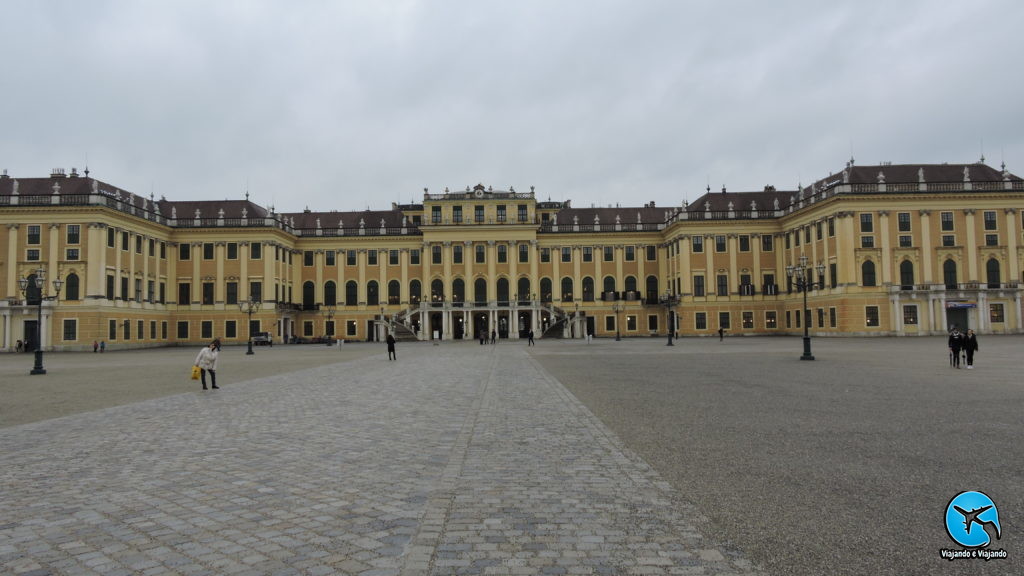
[862, 260, 876, 287]
[517, 277, 531, 302]
[345, 280, 358, 306]
[497, 278, 510, 304]
[367, 280, 379, 306]
[645, 275, 659, 302]
[899, 260, 914, 290]
[603, 275, 616, 297]
[452, 278, 465, 303]
[561, 277, 573, 302]
[540, 278, 553, 303]
[410, 279, 421, 304]
[474, 278, 487, 305]
[324, 280, 337, 306]
[625, 276, 637, 293]
[943, 259, 958, 290]
[24, 273, 42, 305]
[582, 276, 595, 301]
[64, 273, 80, 301]
[431, 279, 444, 302]
[387, 280, 400, 305]
[302, 281, 316, 310]
[987, 258, 1001, 289]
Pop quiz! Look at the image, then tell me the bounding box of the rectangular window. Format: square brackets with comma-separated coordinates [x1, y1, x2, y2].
[62, 319, 77, 341]
[137, 320, 144, 340]
[761, 235, 773, 252]
[432, 245, 441, 264]
[625, 246, 635, 261]
[695, 312, 707, 330]
[942, 235, 955, 247]
[739, 235, 750, 252]
[109, 319, 118, 340]
[475, 244, 485, 263]
[303, 251, 314, 266]
[561, 247, 571, 263]
[451, 205, 463, 223]
[815, 222, 823, 241]
[785, 310, 791, 328]
[27, 249, 40, 261]
[179, 243, 191, 260]
[604, 246, 614, 261]
[903, 305, 918, 325]
[107, 227, 115, 248]
[347, 250, 357, 266]
[765, 311, 777, 329]
[829, 307, 837, 328]
[785, 233, 791, 249]
[805, 227, 811, 243]
[990, 303, 1005, 323]
[861, 236, 875, 248]
[692, 236, 704, 253]
[150, 321, 157, 340]
[250, 242, 262, 259]
[149, 238, 155, 256]
[325, 250, 336, 266]
[898, 212, 911, 232]
[984, 210, 997, 231]
[303, 320, 314, 336]
[583, 247, 593, 262]
[202, 282, 214, 305]
[794, 230, 800, 246]
[201, 320, 213, 339]
[715, 235, 726, 252]
[541, 248, 550, 263]
[646, 245, 657, 261]
[860, 213, 873, 232]
[389, 250, 399, 265]
[203, 243, 214, 260]
[985, 234, 999, 246]
[135, 236, 143, 254]
[519, 244, 529, 263]
[498, 245, 508, 263]
[134, 279, 143, 302]
[347, 320, 358, 336]
[648, 315, 658, 331]
[249, 281, 262, 302]
[899, 235, 912, 247]
[226, 242, 238, 260]
[410, 249, 420, 265]
[147, 280, 155, 303]
[865, 306, 880, 327]
[693, 275, 705, 297]
[605, 315, 615, 332]
[829, 263, 837, 289]
[497, 205, 506, 222]
[475, 205, 485, 222]
[123, 319, 130, 340]
[106, 275, 115, 300]
[716, 274, 728, 296]
[626, 315, 637, 331]
[828, 218, 835, 237]
[225, 320, 237, 339]
[432, 206, 441, 223]
[65, 224, 80, 244]
[518, 204, 528, 222]
[121, 232, 129, 251]
[817, 308, 825, 328]
[367, 250, 378, 266]
[120, 277, 129, 301]
[453, 245, 464, 264]
[742, 311, 753, 329]
[63, 247, 79, 261]
[941, 211, 954, 231]
[718, 312, 731, 330]
[226, 282, 238, 305]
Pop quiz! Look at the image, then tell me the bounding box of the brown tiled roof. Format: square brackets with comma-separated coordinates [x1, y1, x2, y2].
[807, 162, 1022, 191]
[686, 189, 794, 213]
[161, 200, 269, 220]
[280, 210, 408, 230]
[554, 206, 669, 225]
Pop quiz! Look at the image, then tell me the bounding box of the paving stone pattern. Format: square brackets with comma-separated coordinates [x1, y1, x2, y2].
[1, 345, 763, 575]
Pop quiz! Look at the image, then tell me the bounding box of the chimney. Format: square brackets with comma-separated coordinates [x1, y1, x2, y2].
[51, 167, 67, 178]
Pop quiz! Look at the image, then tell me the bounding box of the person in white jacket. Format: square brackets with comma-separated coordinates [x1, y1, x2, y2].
[194, 339, 220, 390]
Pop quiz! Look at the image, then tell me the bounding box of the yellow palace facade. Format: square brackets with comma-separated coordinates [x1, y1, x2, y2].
[1, 160, 1023, 352]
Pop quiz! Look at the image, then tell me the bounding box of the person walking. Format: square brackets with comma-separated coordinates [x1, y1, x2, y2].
[99, 340, 105, 353]
[490, 329, 496, 345]
[93, 340, 99, 353]
[948, 328, 964, 369]
[194, 339, 220, 390]
[718, 327, 724, 341]
[386, 332, 397, 361]
[963, 329, 979, 369]
[527, 329, 535, 346]
[479, 330, 486, 345]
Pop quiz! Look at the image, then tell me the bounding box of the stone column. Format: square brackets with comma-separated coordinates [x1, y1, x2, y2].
[964, 209, 978, 282]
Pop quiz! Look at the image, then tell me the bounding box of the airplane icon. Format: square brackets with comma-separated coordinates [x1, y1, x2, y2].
[954, 505, 1001, 542]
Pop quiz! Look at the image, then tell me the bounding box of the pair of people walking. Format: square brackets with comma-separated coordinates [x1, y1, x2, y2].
[948, 328, 979, 369]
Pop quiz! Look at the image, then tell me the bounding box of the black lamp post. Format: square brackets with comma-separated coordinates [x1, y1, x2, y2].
[660, 291, 680, 346]
[611, 301, 624, 341]
[238, 297, 261, 355]
[322, 304, 336, 345]
[786, 255, 826, 361]
[18, 268, 63, 375]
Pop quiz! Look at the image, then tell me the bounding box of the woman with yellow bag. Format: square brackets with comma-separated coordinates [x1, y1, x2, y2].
[193, 339, 221, 390]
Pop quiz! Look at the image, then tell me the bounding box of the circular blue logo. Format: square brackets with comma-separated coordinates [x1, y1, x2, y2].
[945, 491, 1001, 548]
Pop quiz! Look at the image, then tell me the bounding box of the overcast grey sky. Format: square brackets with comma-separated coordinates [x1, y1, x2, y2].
[3, 0, 1022, 212]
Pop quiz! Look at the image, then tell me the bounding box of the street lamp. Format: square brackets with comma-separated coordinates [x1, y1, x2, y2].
[611, 301, 625, 341]
[18, 267, 63, 375]
[659, 291, 680, 346]
[322, 304, 336, 345]
[786, 255, 826, 361]
[238, 297, 261, 355]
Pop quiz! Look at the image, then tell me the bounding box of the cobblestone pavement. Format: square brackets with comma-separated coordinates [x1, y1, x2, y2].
[0, 343, 763, 575]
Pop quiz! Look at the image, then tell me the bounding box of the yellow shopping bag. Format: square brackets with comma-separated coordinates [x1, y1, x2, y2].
[191, 365, 201, 380]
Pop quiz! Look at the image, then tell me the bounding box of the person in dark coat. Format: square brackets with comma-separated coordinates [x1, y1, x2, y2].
[948, 328, 964, 368]
[963, 329, 979, 369]
[490, 330, 496, 345]
[527, 329, 535, 346]
[386, 333, 397, 360]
